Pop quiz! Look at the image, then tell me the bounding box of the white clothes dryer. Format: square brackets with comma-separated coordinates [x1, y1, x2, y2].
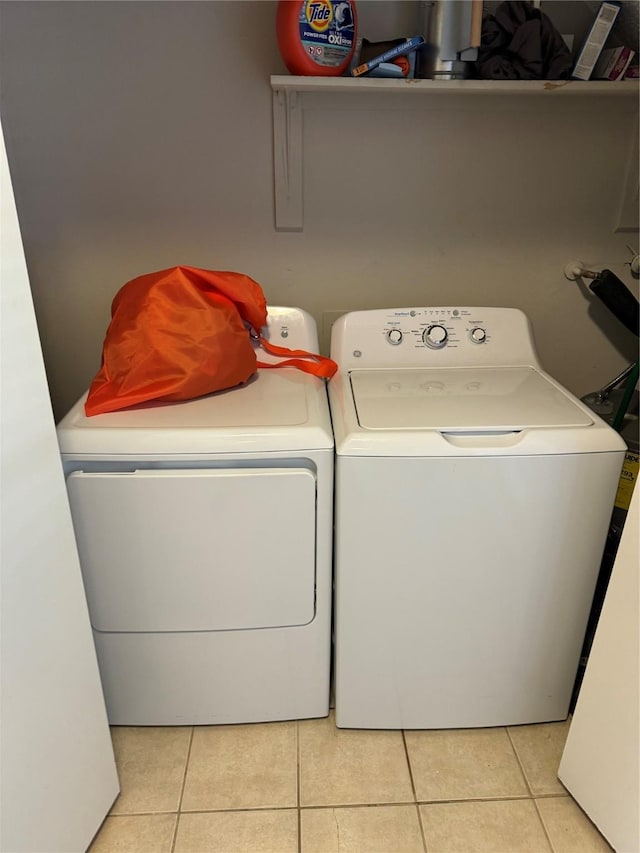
[58, 307, 333, 726]
[329, 307, 626, 730]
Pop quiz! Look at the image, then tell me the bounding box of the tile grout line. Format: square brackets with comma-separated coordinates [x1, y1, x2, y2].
[532, 797, 557, 853]
[400, 731, 419, 804]
[119, 794, 559, 819]
[506, 727, 555, 852]
[171, 725, 195, 853]
[296, 720, 302, 853]
[402, 730, 428, 853]
[506, 727, 534, 797]
[149, 794, 567, 819]
[298, 795, 542, 811]
[178, 807, 300, 815]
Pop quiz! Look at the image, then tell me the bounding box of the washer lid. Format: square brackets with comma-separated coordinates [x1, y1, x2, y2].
[350, 367, 593, 432]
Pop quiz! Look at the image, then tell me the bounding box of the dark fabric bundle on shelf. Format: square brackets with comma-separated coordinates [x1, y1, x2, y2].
[477, 0, 573, 80]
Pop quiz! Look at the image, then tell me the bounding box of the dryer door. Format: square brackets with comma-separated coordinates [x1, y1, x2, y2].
[67, 468, 316, 632]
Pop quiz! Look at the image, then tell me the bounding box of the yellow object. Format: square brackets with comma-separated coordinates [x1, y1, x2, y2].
[614, 451, 639, 511]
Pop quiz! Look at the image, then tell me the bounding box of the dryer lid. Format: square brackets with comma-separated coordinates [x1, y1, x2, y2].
[58, 370, 334, 456]
[350, 367, 593, 432]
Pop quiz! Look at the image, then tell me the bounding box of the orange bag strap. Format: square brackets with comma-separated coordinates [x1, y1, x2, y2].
[256, 335, 338, 379]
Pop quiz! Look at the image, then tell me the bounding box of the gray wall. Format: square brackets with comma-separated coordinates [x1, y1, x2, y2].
[1, 1, 638, 419]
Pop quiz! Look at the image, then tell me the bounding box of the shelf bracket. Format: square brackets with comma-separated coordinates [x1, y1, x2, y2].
[272, 85, 303, 232]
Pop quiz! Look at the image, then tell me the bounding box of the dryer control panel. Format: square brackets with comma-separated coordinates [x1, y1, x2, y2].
[330, 307, 541, 371]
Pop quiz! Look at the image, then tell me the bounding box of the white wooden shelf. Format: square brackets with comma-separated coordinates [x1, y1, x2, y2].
[272, 75, 640, 96]
[270, 75, 640, 231]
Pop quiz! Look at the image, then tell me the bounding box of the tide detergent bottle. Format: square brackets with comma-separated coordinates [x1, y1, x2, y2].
[277, 0, 358, 76]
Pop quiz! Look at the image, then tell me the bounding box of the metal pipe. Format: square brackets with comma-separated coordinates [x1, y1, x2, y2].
[597, 363, 638, 398]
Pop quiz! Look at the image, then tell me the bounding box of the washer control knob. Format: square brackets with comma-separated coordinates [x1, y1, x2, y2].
[470, 327, 487, 344]
[423, 324, 448, 349]
[386, 328, 403, 346]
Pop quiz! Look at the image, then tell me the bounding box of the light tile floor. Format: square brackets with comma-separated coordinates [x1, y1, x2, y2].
[88, 713, 613, 853]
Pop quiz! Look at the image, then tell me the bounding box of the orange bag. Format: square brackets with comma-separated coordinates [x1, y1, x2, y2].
[85, 266, 336, 416]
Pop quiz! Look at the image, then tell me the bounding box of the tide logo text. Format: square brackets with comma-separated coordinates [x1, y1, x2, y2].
[306, 0, 333, 31]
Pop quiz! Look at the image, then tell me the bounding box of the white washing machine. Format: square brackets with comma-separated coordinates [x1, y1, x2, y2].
[57, 307, 333, 726]
[329, 307, 626, 730]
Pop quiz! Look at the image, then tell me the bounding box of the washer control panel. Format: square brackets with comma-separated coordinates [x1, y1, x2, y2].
[383, 308, 490, 352]
[331, 307, 539, 370]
